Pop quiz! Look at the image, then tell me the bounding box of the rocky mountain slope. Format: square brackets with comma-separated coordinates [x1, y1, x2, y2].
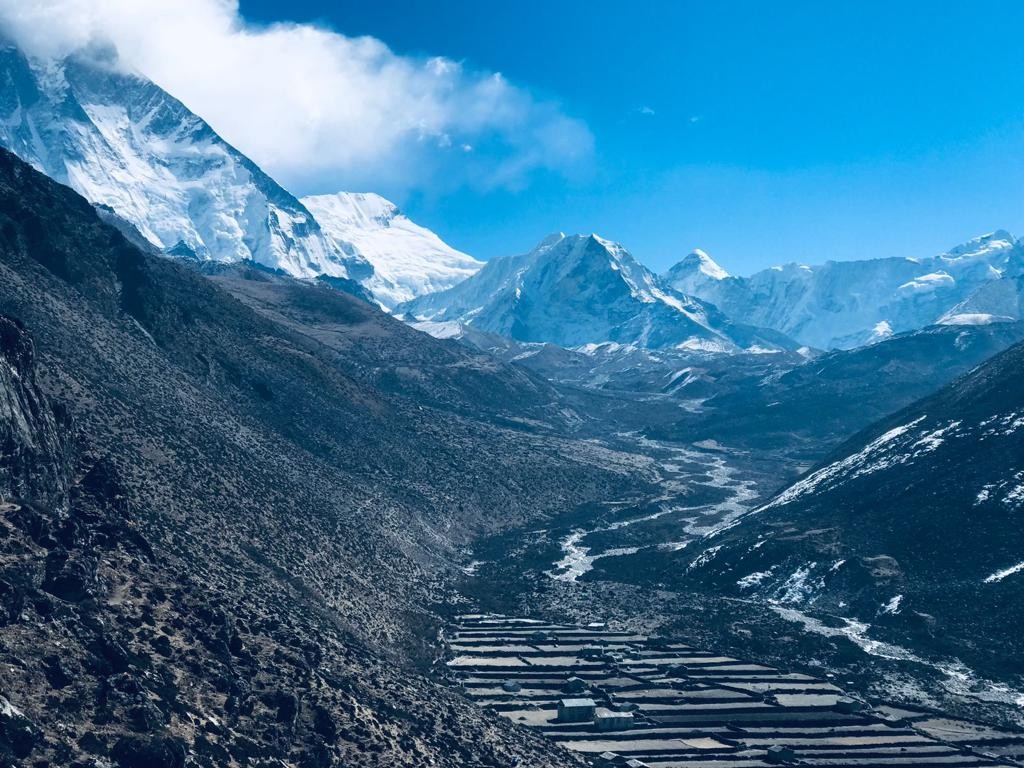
[683, 335, 1024, 683]
[399, 233, 799, 352]
[302, 192, 481, 309]
[665, 232, 1019, 349]
[0, 147, 643, 766]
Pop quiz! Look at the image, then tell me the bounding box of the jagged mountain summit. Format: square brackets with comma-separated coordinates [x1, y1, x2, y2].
[302, 191, 482, 309]
[398, 233, 798, 353]
[667, 248, 731, 288]
[665, 231, 1020, 349]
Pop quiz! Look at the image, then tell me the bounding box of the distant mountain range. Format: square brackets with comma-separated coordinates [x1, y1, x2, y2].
[5, 39, 1023, 356]
[398, 232, 800, 352]
[665, 232, 1022, 349]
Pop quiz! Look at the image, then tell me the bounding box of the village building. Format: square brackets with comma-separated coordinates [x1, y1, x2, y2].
[594, 707, 634, 731]
[557, 697, 597, 723]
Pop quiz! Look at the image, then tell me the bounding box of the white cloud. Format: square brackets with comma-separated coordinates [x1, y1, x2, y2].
[0, 0, 592, 194]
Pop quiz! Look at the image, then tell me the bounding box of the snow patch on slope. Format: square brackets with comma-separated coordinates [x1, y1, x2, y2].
[870, 320, 894, 341]
[772, 606, 1024, 709]
[984, 562, 1024, 584]
[940, 313, 1013, 326]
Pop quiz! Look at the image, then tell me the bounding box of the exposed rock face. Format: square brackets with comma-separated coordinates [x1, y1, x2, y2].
[0, 314, 72, 507]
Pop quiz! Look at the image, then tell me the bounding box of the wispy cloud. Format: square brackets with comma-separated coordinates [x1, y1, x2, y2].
[0, 0, 593, 194]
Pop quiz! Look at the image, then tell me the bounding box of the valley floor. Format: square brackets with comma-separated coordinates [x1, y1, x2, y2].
[447, 432, 1024, 758]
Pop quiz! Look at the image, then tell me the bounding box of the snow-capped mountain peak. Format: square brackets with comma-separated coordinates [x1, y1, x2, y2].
[942, 229, 1014, 262]
[687, 248, 730, 280]
[302, 191, 482, 309]
[0, 42, 369, 281]
[662, 248, 731, 296]
[397, 233, 798, 353]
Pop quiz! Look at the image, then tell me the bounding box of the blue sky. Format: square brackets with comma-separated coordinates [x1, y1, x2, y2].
[239, 0, 1024, 274]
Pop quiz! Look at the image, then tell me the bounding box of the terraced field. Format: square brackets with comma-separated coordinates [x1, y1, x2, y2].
[444, 615, 1024, 767]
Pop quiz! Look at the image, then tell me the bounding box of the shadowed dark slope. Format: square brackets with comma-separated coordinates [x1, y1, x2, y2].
[0, 148, 640, 766]
[690, 321, 1024, 451]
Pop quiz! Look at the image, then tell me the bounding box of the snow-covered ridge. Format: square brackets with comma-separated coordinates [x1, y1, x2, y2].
[984, 562, 1024, 584]
[758, 405, 1024, 516]
[761, 416, 930, 511]
[302, 191, 481, 309]
[663, 232, 1021, 350]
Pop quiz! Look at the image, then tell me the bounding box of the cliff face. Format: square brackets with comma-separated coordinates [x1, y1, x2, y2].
[0, 314, 72, 507]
